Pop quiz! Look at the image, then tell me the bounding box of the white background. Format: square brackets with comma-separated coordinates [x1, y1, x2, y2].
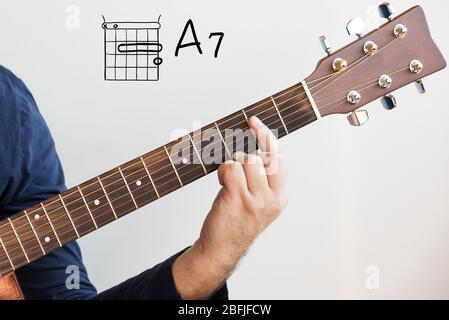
[1, 0, 448, 299]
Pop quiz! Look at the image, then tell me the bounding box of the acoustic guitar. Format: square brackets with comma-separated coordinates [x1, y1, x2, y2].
[0, 3, 446, 299]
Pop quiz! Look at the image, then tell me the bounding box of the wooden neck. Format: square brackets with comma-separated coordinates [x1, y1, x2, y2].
[0, 82, 317, 276]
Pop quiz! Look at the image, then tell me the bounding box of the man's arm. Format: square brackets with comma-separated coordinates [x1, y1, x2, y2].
[173, 116, 288, 299]
[0, 65, 227, 300]
[97, 117, 287, 300]
[0, 66, 286, 299]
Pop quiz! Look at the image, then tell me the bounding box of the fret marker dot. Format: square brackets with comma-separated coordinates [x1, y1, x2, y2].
[136, 180, 142, 186]
[94, 199, 100, 206]
[44, 237, 50, 243]
[182, 158, 188, 165]
[34, 214, 40, 220]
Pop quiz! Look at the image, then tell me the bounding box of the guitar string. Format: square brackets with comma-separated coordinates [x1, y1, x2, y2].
[0, 68, 410, 267]
[7, 35, 397, 223]
[32, 46, 402, 228]
[0, 60, 409, 258]
[0, 79, 368, 267]
[310, 37, 400, 99]
[0, 70, 380, 246]
[308, 66, 409, 106]
[20, 35, 407, 227]
[122, 37, 394, 174]
[0, 76, 403, 268]
[8, 38, 387, 222]
[73, 36, 401, 205]
[0, 38, 406, 265]
[0, 60, 409, 262]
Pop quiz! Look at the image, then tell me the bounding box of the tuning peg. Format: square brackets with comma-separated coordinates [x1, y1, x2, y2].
[319, 35, 332, 55]
[415, 79, 426, 94]
[347, 110, 369, 127]
[378, 2, 395, 21]
[381, 94, 397, 110]
[346, 18, 365, 39]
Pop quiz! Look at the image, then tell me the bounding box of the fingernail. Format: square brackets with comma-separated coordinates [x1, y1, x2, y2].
[250, 116, 263, 128]
[233, 151, 246, 162]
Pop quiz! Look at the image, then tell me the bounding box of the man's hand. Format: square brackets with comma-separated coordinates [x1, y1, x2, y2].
[173, 116, 288, 299]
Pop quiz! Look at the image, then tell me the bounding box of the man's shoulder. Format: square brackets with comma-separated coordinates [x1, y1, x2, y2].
[0, 66, 61, 211]
[0, 64, 24, 90]
[0, 66, 25, 207]
[0, 64, 17, 78]
[0, 65, 38, 124]
[0, 66, 22, 143]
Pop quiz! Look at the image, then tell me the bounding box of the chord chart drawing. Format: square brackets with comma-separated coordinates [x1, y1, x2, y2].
[101, 15, 163, 81]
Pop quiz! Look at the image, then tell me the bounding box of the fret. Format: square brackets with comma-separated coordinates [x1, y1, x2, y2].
[63, 187, 98, 236]
[300, 80, 321, 120]
[142, 147, 182, 197]
[0, 237, 14, 271]
[214, 122, 232, 160]
[42, 197, 79, 243]
[0, 80, 324, 274]
[78, 180, 115, 227]
[40, 204, 62, 247]
[191, 123, 223, 173]
[279, 104, 317, 133]
[96, 177, 119, 219]
[165, 138, 207, 186]
[241, 109, 249, 121]
[0, 219, 28, 268]
[59, 195, 80, 238]
[27, 205, 61, 253]
[12, 213, 45, 260]
[118, 167, 139, 209]
[140, 156, 160, 199]
[189, 135, 207, 175]
[7, 218, 29, 263]
[163, 146, 183, 187]
[122, 158, 159, 207]
[274, 84, 318, 133]
[271, 97, 289, 135]
[77, 186, 99, 230]
[244, 97, 288, 139]
[97, 170, 135, 219]
[216, 110, 258, 155]
[24, 210, 46, 255]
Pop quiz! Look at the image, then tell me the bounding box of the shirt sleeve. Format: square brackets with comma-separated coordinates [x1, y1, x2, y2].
[0, 66, 228, 300]
[96, 248, 228, 300]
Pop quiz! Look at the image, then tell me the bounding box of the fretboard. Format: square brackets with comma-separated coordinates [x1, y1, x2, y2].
[0, 82, 317, 275]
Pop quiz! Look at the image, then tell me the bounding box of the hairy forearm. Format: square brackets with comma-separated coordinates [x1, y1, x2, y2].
[172, 117, 287, 300]
[172, 241, 236, 300]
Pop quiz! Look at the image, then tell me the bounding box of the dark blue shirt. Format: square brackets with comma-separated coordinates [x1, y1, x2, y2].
[0, 65, 227, 300]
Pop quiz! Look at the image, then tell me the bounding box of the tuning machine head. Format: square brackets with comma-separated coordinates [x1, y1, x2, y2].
[319, 35, 332, 55]
[347, 110, 369, 127]
[415, 79, 426, 94]
[379, 2, 395, 21]
[346, 18, 365, 39]
[381, 94, 397, 110]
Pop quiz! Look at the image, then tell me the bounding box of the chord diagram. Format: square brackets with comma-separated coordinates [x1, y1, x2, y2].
[101, 15, 163, 81]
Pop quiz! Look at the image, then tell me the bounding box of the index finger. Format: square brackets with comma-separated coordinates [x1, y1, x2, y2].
[247, 117, 287, 190]
[248, 116, 279, 155]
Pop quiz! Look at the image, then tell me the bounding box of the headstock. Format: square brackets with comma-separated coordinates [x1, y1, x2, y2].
[307, 3, 446, 126]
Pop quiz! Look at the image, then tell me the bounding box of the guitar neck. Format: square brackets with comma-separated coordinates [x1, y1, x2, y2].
[0, 81, 317, 275]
